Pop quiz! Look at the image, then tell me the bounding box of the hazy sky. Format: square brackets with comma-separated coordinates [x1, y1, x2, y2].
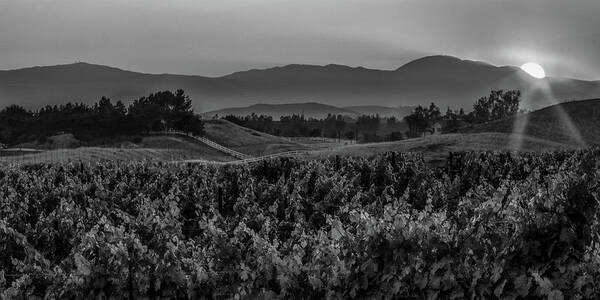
[1, 0, 599, 79]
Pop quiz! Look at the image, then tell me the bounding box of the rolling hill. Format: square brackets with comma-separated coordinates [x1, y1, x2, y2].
[202, 119, 310, 156]
[463, 98, 600, 146]
[0, 120, 317, 164]
[314, 132, 575, 160]
[1, 134, 237, 164]
[2, 55, 599, 112]
[311, 99, 600, 163]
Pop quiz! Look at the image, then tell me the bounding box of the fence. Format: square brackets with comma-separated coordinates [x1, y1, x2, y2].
[176, 150, 308, 165]
[148, 130, 252, 160]
[285, 136, 356, 144]
[0, 132, 305, 166]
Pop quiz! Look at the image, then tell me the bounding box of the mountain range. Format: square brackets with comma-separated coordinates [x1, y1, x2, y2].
[1, 55, 600, 113]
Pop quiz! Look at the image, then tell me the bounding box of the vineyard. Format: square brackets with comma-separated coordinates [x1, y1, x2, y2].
[1, 149, 600, 298]
[0, 147, 224, 165]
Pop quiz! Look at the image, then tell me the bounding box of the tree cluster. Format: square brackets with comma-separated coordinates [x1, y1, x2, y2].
[127, 90, 203, 134]
[403, 103, 442, 137]
[355, 115, 381, 141]
[473, 90, 521, 123]
[0, 89, 203, 145]
[403, 90, 521, 137]
[225, 113, 390, 142]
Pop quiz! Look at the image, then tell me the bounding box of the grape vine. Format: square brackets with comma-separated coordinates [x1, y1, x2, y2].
[1, 149, 599, 299]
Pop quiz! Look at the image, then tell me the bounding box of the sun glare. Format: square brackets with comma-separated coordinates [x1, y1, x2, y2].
[520, 62, 546, 79]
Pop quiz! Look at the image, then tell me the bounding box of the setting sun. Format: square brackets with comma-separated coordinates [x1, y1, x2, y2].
[521, 62, 546, 79]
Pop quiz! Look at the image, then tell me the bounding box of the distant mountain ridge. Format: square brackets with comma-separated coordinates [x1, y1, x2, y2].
[202, 103, 416, 119]
[1, 55, 600, 112]
[343, 105, 415, 118]
[203, 102, 358, 119]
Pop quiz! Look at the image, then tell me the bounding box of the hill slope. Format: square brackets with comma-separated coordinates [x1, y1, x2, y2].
[314, 132, 576, 165]
[2, 56, 600, 111]
[202, 119, 310, 156]
[1, 134, 236, 164]
[464, 99, 600, 146]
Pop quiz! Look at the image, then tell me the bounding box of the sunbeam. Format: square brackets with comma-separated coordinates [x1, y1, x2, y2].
[512, 79, 587, 151]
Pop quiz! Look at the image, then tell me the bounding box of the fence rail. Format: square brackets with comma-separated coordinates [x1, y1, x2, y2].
[0, 132, 307, 166]
[175, 150, 308, 165]
[148, 130, 251, 160]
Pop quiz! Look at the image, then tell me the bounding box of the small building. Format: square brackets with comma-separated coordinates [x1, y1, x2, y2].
[423, 122, 443, 136]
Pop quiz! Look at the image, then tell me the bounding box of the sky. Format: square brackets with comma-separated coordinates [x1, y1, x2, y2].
[0, 0, 599, 80]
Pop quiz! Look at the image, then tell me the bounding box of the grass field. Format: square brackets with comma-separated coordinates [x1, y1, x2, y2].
[203, 119, 312, 156]
[312, 132, 576, 164]
[138, 135, 234, 160]
[0, 135, 236, 164]
[0, 147, 235, 164]
[6, 132, 573, 165]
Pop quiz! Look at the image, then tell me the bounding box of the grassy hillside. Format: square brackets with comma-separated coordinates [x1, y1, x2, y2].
[464, 99, 600, 145]
[0, 147, 232, 164]
[1, 135, 236, 164]
[316, 99, 598, 164]
[138, 135, 235, 160]
[4, 120, 316, 163]
[313, 132, 576, 164]
[203, 119, 310, 156]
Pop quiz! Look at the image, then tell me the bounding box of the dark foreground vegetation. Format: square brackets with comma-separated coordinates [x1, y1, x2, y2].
[0, 90, 203, 146]
[1, 149, 599, 298]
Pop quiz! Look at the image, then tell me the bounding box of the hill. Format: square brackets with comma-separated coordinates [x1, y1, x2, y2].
[2, 56, 599, 112]
[322, 99, 600, 163]
[314, 132, 576, 164]
[1, 134, 236, 164]
[202, 119, 310, 156]
[463, 98, 600, 146]
[202, 102, 360, 119]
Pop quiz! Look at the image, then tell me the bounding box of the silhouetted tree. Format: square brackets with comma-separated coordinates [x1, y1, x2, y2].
[442, 108, 462, 132]
[176, 114, 204, 135]
[0, 89, 204, 145]
[0, 105, 32, 142]
[356, 115, 380, 142]
[473, 90, 521, 123]
[404, 105, 431, 137]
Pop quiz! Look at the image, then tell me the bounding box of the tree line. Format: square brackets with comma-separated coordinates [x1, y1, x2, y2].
[403, 89, 521, 137]
[225, 90, 522, 142]
[0, 90, 203, 146]
[223, 113, 400, 143]
[0, 89, 521, 146]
